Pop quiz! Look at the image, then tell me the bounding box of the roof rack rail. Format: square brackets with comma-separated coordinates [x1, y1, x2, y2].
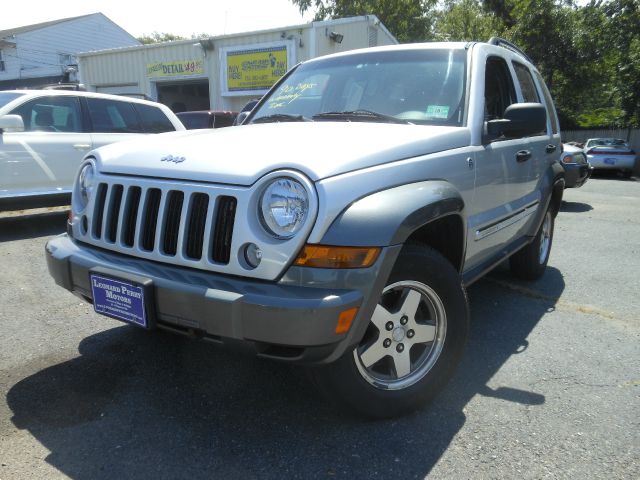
[487, 37, 531, 62]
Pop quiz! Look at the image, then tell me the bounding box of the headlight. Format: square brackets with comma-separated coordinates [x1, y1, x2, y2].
[259, 177, 309, 239]
[78, 163, 95, 208]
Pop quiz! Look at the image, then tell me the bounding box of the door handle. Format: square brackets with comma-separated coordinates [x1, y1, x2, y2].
[73, 144, 91, 150]
[516, 150, 532, 163]
[545, 144, 557, 154]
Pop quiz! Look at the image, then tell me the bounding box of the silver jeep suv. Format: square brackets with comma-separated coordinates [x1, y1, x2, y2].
[45, 38, 564, 418]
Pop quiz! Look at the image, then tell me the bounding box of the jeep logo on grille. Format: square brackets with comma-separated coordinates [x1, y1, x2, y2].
[161, 155, 186, 164]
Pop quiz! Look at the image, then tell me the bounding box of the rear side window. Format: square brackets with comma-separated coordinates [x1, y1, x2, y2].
[10, 96, 83, 132]
[512, 62, 540, 103]
[134, 104, 175, 133]
[533, 70, 559, 134]
[87, 98, 142, 133]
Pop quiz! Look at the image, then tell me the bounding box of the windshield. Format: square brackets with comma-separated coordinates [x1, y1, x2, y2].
[0, 93, 25, 110]
[250, 49, 467, 126]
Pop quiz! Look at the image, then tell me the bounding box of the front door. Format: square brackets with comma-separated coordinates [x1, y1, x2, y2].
[0, 95, 90, 197]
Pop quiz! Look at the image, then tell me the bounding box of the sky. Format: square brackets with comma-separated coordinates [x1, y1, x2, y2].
[1, 0, 316, 38]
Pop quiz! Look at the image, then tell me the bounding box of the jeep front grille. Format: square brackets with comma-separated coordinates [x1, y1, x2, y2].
[90, 182, 237, 265]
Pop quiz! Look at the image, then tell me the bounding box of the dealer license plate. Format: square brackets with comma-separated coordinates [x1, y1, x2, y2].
[604, 158, 616, 165]
[90, 274, 148, 328]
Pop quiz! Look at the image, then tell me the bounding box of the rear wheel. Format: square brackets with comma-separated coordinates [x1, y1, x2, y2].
[310, 244, 469, 418]
[510, 208, 554, 280]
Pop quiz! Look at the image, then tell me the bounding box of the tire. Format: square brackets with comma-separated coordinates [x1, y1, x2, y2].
[509, 208, 554, 280]
[309, 244, 469, 419]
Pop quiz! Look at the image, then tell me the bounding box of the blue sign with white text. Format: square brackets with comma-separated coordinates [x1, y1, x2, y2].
[90, 274, 147, 328]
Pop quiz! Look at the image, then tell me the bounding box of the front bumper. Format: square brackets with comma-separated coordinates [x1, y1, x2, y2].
[45, 234, 399, 364]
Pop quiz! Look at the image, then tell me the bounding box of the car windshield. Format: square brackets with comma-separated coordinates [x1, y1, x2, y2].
[250, 49, 467, 126]
[0, 92, 25, 110]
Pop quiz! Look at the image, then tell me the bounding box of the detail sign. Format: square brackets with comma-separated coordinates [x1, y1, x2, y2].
[146, 60, 204, 78]
[226, 45, 288, 92]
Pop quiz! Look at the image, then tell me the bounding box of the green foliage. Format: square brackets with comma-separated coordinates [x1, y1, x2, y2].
[433, 0, 504, 41]
[136, 32, 187, 44]
[290, 0, 438, 42]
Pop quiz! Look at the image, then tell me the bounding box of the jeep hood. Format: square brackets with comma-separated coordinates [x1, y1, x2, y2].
[94, 122, 470, 185]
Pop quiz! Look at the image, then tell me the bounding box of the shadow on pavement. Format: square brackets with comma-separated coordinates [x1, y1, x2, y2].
[6, 268, 565, 479]
[0, 211, 67, 242]
[559, 201, 593, 213]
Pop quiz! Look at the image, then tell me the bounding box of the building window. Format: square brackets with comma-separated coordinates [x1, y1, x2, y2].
[0, 50, 5, 72]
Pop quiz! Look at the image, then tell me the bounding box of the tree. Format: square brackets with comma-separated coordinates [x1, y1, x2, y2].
[290, 0, 438, 42]
[433, 0, 504, 41]
[137, 32, 187, 44]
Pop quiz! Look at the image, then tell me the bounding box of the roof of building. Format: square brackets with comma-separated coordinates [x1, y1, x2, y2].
[0, 13, 130, 40]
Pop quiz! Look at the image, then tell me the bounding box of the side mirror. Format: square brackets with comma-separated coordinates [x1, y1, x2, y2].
[486, 103, 547, 139]
[234, 111, 250, 126]
[0, 115, 24, 133]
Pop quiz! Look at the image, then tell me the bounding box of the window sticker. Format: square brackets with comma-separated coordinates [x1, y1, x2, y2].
[426, 105, 450, 119]
[267, 82, 318, 109]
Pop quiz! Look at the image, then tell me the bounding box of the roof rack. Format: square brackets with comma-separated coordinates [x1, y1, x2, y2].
[488, 37, 531, 62]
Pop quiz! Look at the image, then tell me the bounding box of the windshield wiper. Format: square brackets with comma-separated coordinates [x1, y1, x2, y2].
[252, 114, 312, 123]
[312, 109, 412, 125]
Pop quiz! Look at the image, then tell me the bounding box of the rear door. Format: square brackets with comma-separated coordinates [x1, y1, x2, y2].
[1, 95, 90, 196]
[514, 63, 559, 199]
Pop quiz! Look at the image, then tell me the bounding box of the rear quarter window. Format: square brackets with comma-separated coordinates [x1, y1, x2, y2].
[135, 104, 176, 133]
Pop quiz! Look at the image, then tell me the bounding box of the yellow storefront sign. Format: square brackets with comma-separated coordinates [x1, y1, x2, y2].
[146, 60, 204, 78]
[226, 46, 288, 92]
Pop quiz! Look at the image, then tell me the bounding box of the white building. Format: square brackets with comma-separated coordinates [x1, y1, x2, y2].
[77, 16, 397, 112]
[0, 13, 140, 90]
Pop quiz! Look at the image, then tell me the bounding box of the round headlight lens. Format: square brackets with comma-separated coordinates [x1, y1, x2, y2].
[259, 177, 309, 239]
[78, 163, 95, 208]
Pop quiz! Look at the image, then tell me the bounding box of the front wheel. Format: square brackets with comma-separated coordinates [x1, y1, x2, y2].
[309, 245, 469, 418]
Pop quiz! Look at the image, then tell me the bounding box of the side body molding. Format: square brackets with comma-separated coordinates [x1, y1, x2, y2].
[319, 181, 465, 247]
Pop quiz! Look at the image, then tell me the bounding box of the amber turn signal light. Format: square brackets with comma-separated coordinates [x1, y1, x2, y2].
[335, 307, 358, 334]
[294, 245, 381, 269]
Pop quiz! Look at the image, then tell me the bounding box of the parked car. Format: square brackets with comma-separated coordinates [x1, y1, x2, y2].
[45, 38, 564, 418]
[584, 138, 637, 177]
[176, 110, 238, 130]
[560, 143, 592, 188]
[0, 90, 184, 210]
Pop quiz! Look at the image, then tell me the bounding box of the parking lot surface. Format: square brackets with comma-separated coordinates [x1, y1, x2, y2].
[0, 177, 638, 479]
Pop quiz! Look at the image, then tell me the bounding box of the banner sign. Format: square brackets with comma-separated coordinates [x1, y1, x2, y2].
[146, 60, 204, 78]
[226, 45, 288, 92]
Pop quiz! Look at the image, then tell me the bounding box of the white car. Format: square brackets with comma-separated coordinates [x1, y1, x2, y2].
[0, 90, 184, 209]
[584, 138, 637, 177]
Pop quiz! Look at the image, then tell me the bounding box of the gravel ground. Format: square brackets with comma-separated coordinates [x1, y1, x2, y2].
[0, 175, 638, 479]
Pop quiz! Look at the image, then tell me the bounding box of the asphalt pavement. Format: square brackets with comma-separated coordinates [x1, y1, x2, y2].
[0, 175, 638, 479]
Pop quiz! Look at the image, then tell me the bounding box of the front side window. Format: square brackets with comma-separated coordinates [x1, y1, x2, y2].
[250, 49, 468, 126]
[10, 95, 82, 132]
[484, 56, 516, 121]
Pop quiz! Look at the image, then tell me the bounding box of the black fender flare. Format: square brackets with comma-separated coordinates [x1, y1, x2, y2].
[319, 180, 465, 247]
